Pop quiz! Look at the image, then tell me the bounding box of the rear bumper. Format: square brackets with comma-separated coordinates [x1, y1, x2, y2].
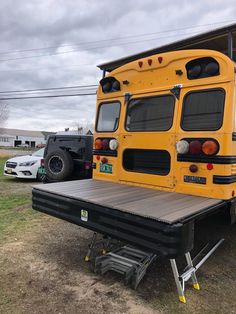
[32, 188, 195, 258]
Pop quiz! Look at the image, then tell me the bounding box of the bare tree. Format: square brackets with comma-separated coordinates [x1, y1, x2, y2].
[73, 120, 94, 135]
[0, 103, 9, 130]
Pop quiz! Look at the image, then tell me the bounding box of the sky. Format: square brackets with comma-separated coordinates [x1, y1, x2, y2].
[0, 0, 235, 132]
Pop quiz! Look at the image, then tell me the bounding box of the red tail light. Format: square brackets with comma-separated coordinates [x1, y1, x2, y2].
[102, 139, 110, 150]
[84, 161, 91, 170]
[40, 159, 44, 167]
[189, 140, 202, 155]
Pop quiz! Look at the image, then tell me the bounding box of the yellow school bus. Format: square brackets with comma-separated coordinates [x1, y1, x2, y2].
[32, 24, 236, 303]
[94, 49, 236, 200]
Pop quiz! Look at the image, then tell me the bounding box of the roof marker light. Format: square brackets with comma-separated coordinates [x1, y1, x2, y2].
[138, 61, 143, 68]
[148, 59, 152, 66]
[158, 57, 163, 64]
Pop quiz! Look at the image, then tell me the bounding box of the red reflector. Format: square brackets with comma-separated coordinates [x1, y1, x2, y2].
[207, 163, 214, 170]
[138, 61, 143, 68]
[189, 140, 202, 155]
[148, 59, 152, 66]
[158, 57, 163, 64]
[101, 157, 108, 164]
[96, 155, 100, 161]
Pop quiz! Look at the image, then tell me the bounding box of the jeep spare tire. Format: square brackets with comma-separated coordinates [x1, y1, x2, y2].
[45, 149, 74, 181]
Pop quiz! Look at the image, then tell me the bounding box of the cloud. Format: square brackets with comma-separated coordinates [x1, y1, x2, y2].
[0, 0, 235, 131]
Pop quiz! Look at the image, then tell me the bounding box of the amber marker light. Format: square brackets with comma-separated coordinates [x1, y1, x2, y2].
[95, 139, 103, 150]
[202, 140, 218, 155]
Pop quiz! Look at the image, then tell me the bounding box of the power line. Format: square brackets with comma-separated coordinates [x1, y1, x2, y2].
[0, 20, 235, 63]
[0, 84, 98, 94]
[0, 19, 234, 56]
[0, 63, 96, 72]
[0, 92, 96, 101]
[0, 30, 202, 62]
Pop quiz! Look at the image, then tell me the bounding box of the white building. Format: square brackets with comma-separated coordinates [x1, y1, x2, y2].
[0, 128, 51, 148]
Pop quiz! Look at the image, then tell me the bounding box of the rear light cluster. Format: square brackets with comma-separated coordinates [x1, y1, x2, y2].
[84, 161, 91, 170]
[186, 57, 219, 80]
[100, 77, 121, 93]
[176, 139, 219, 156]
[95, 138, 118, 151]
[40, 159, 45, 167]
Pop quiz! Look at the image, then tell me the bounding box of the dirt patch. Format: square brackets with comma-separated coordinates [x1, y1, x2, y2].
[0, 212, 235, 314]
[0, 221, 160, 314]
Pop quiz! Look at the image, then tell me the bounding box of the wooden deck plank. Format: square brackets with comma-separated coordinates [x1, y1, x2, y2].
[33, 179, 222, 224]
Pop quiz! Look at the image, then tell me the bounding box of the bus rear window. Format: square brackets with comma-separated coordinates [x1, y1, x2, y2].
[96, 102, 120, 132]
[181, 89, 225, 131]
[126, 95, 175, 131]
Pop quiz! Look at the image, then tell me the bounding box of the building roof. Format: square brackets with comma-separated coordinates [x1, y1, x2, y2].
[98, 23, 236, 72]
[0, 128, 44, 138]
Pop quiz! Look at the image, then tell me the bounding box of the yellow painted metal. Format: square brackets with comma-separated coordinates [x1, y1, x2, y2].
[179, 295, 187, 303]
[84, 256, 90, 262]
[93, 49, 236, 200]
[194, 282, 200, 290]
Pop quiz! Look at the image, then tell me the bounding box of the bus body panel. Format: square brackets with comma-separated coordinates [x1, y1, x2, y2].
[94, 49, 236, 200]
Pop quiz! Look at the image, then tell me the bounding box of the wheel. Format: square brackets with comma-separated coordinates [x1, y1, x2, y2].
[44, 149, 74, 181]
[37, 171, 46, 182]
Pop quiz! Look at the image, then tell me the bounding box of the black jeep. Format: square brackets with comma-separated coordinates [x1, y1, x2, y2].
[39, 134, 93, 182]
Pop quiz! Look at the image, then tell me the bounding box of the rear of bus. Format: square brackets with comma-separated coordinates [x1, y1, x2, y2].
[93, 49, 236, 200]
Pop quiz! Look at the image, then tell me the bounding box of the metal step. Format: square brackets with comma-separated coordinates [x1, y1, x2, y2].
[94, 245, 157, 289]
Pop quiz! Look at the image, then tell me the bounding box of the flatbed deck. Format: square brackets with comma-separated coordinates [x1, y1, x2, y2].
[33, 179, 223, 224]
[32, 179, 226, 258]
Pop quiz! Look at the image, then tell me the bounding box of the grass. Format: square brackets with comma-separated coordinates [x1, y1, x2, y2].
[0, 157, 42, 242]
[0, 154, 235, 313]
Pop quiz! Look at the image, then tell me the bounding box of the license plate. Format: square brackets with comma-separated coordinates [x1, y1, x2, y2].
[100, 163, 112, 174]
[184, 175, 206, 184]
[38, 167, 46, 175]
[6, 168, 12, 174]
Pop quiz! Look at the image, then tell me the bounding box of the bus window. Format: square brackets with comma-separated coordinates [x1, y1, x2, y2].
[181, 89, 225, 131]
[126, 95, 175, 132]
[96, 102, 121, 132]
